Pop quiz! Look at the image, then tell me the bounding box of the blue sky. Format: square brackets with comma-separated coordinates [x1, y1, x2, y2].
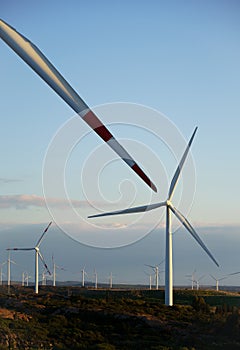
[0, 0, 240, 285]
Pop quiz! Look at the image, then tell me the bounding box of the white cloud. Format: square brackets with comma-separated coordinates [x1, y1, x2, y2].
[0, 194, 89, 210]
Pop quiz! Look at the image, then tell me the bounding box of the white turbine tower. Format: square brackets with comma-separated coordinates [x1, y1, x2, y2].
[0, 261, 6, 286]
[0, 19, 156, 193]
[6, 251, 16, 287]
[7, 222, 52, 294]
[22, 272, 25, 287]
[144, 271, 153, 290]
[89, 128, 219, 306]
[81, 268, 87, 287]
[93, 269, 98, 289]
[149, 274, 152, 290]
[52, 255, 65, 287]
[108, 272, 113, 289]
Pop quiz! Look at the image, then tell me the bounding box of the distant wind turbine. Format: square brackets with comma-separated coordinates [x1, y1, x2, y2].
[22, 272, 25, 287]
[145, 264, 164, 290]
[210, 274, 228, 291]
[93, 269, 98, 289]
[144, 271, 153, 290]
[24, 272, 31, 287]
[108, 272, 113, 289]
[89, 127, 219, 306]
[7, 222, 52, 294]
[0, 19, 156, 193]
[0, 261, 6, 286]
[6, 251, 16, 287]
[52, 255, 65, 287]
[194, 275, 205, 291]
[42, 270, 47, 286]
[81, 268, 87, 287]
[186, 269, 196, 290]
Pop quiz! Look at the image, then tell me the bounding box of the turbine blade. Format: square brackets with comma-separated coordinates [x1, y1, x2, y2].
[0, 19, 157, 193]
[6, 248, 34, 251]
[36, 222, 52, 247]
[219, 276, 228, 281]
[144, 264, 156, 271]
[169, 204, 219, 267]
[228, 271, 240, 276]
[168, 127, 198, 200]
[210, 274, 217, 281]
[38, 251, 51, 275]
[88, 201, 166, 218]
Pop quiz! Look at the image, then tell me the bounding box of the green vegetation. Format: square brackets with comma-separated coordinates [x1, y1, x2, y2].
[0, 286, 240, 349]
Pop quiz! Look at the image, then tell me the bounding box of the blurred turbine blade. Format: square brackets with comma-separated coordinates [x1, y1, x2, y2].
[169, 204, 219, 267]
[88, 201, 166, 218]
[144, 264, 156, 271]
[36, 222, 52, 247]
[7, 248, 34, 251]
[0, 19, 157, 193]
[38, 250, 51, 275]
[228, 271, 240, 276]
[168, 127, 198, 200]
[219, 276, 228, 281]
[210, 274, 217, 281]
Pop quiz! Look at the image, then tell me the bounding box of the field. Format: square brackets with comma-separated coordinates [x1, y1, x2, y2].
[0, 286, 240, 349]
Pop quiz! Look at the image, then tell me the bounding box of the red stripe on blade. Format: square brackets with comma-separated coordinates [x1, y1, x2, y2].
[83, 110, 112, 142]
[132, 163, 157, 192]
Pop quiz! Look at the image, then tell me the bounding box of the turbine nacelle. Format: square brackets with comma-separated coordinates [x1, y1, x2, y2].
[166, 200, 171, 207]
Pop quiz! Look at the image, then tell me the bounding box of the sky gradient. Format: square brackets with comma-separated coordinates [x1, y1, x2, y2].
[0, 0, 240, 285]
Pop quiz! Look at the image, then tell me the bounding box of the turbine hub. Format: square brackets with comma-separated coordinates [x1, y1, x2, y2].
[166, 200, 171, 207]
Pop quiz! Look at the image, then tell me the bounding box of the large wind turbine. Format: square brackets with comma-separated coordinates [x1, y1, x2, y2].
[0, 19, 156, 193]
[89, 127, 219, 306]
[7, 222, 52, 294]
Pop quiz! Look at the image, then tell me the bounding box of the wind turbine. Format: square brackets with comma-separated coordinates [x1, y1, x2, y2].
[42, 270, 47, 286]
[7, 222, 52, 294]
[194, 275, 205, 291]
[25, 272, 31, 287]
[108, 272, 113, 289]
[81, 268, 87, 287]
[144, 271, 153, 290]
[0, 261, 6, 286]
[0, 19, 156, 193]
[6, 251, 16, 287]
[145, 264, 163, 290]
[93, 269, 98, 289]
[186, 268, 196, 290]
[22, 272, 25, 287]
[52, 255, 65, 287]
[89, 127, 219, 306]
[210, 274, 228, 291]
